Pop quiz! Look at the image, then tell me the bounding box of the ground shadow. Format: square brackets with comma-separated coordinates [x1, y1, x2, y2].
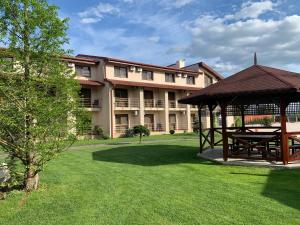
[262, 168, 300, 211]
[92, 144, 218, 166]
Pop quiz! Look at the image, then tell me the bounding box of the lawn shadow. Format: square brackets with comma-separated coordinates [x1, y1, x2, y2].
[92, 144, 217, 166]
[262, 168, 300, 211]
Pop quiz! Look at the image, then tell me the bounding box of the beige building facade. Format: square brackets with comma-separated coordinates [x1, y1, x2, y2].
[66, 54, 231, 138]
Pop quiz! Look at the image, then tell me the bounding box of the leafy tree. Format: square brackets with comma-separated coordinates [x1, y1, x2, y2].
[0, 0, 80, 191]
[133, 125, 150, 143]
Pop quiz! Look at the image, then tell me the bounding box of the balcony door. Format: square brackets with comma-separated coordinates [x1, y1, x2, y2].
[115, 88, 128, 107]
[169, 114, 176, 130]
[80, 88, 91, 107]
[144, 90, 154, 107]
[115, 114, 129, 133]
[144, 114, 154, 131]
[168, 92, 176, 108]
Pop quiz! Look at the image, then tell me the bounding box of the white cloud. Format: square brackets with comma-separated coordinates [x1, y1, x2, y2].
[161, 0, 195, 9]
[226, 0, 275, 20]
[173, 1, 300, 75]
[78, 3, 119, 24]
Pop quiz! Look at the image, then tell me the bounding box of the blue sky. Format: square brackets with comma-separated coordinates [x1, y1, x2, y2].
[49, 0, 300, 76]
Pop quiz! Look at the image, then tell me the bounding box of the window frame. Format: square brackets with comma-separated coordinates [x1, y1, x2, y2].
[165, 73, 175, 83]
[187, 75, 195, 85]
[75, 65, 91, 77]
[142, 70, 154, 81]
[114, 66, 128, 78]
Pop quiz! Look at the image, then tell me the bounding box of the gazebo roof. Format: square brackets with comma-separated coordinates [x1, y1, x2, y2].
[179, 65, 300, 106]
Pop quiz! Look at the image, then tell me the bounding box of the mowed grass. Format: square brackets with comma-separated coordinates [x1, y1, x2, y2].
[0, 138, 300, 225]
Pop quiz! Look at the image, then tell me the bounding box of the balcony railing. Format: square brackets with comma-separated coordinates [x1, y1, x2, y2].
[178, 103, 186, 109]
[80, 98, 101, 108]
[169, 123, 188, 131]
[169, 100, 176, 108]
[145, 123, 165, 132]
[115, 124, 129, 133]
[115, 98, 140, 108]
[144, 99, 165, 108]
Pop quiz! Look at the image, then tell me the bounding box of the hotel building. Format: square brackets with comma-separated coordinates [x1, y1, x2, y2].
[65, 54, 225, 138]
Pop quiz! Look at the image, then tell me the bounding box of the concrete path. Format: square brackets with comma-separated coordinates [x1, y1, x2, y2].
[199, 148, 300, 169]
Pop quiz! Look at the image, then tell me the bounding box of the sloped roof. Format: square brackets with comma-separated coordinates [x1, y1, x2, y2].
[179, 65, 300, 105]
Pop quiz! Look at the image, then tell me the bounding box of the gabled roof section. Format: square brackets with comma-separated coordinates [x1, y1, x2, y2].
[179, 65, 300, 104]
[77, 54, 199, 75]
[183, 62, 224, 80]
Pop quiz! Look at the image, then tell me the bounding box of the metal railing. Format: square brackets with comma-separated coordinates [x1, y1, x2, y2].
[178, 103, 186, 109]
[145, 123, 165, 132]
[80, 98, 101, 108]
[144, 99, 165, 108]
[115, 98, 140, 108]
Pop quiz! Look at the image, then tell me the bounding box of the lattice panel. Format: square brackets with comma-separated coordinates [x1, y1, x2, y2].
[226, 102, 300, 116]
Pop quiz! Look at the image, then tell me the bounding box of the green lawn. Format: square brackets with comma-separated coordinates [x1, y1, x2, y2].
[0, 137, 300, 225]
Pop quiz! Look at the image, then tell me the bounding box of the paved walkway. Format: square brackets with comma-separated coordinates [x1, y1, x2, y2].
[199, 148, 300, 169]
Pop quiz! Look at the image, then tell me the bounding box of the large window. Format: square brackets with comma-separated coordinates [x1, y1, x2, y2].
[142, 70, 153, 80]
[114, 66, 128, 78]
[187, 75, 195, 85]
[75, 65, 91, 77]
[204, 74, 213, 87]
[165, 73, 175, 83]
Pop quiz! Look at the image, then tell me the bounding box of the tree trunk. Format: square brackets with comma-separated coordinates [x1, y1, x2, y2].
[139, 133, 142, 143]
[25, 168, 39, 191]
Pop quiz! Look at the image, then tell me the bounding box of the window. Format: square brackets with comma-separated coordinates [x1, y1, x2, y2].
[114, 66, 128, 78]
[204, 74, 213, 87]
[165, 73, 175, 83]
[142, 70, 153, 80]
[187, 75, 195, 85]
[75, 65, 91, 77]
[115, 89, 128, 98]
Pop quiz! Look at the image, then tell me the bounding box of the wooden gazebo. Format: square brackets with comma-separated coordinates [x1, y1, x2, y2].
[179, 63, 300, 165]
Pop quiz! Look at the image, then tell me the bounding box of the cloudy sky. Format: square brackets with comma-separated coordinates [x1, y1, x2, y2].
[49, 0, 300, 76]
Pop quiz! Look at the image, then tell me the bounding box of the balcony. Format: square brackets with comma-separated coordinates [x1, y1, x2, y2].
[115, 98, 139, 109]
[145, 123, 165, 132]
[169, 101, 186, 110]
[80, 98, 101, 109]
[169, 123, 188, 131]
[115, 124, 129, 133]
[169, 100, 176, 108]
[144, 99, 165, 108]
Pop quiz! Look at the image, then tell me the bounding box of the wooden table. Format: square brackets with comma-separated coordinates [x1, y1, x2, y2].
[230, 133, 279, 159]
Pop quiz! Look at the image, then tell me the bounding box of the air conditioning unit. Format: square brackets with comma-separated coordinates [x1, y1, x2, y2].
[133, 110, 139, 116]
[129, 66, 135, 72]
[136, 67, 143, 72]
[183, 74, 188, 78]
[176, 73, 182, 77]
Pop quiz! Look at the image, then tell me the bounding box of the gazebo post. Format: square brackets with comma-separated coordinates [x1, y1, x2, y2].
[209, 105, 215, 149]
[198, 105, 203, 153]
[220, 103, 228, 161]
[280, 98, 288, 165]
[241, 106, 246, 132]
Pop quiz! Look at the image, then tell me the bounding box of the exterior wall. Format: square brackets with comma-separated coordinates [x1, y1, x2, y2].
[72, 58, 225, 138]
[105, 64, 201, 88]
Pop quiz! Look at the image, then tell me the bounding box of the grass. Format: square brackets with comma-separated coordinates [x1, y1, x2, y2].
[0, 136, 300, 224]
[73, 132, 199, 146]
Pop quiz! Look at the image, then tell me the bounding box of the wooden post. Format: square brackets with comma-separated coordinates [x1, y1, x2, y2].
[198, 105, 203, 153]
[280, 98, 288, 165]
[209, 105, 215, 149]
[241, 106, 245, 132]
[221, 103, 228, 161]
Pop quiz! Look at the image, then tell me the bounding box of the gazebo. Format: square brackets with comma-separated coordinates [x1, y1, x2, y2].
[179, 62, 300, 165]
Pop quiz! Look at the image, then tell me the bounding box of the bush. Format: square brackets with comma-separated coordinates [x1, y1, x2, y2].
[133, 125, 150, 143]
[94, 126, 109, 140]
[123, 128, 135, 138]
[169, 130, 175, 135]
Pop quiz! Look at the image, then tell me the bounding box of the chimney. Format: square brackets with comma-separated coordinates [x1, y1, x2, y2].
[176, 59, 185, 68]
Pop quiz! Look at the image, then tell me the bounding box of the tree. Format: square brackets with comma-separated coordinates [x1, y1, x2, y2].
[133, 125, 150, 143]
[0, 0, 80, 191]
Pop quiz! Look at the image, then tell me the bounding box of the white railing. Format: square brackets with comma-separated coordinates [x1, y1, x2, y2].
[115, 98, 140, 108]
[80, 98, 101, 108]
[145, 123, 165, 132]
[178, 103, 186, 109]
[144, 99, 165, 108]
[169, 123, 189, 131]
